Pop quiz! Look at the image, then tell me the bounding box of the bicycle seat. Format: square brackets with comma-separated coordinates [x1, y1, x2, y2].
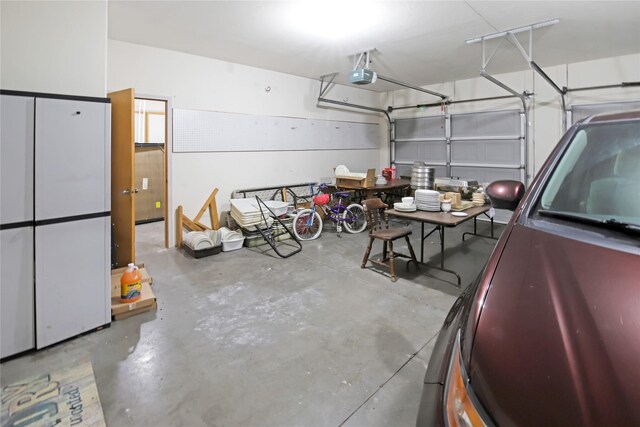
[335, 191, 351, 199]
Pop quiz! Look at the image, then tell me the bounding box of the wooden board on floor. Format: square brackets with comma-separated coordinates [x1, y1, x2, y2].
[1, 359, 106, 426]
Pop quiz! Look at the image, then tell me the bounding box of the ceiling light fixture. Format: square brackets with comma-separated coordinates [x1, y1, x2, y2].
[288, 0, 381, 41]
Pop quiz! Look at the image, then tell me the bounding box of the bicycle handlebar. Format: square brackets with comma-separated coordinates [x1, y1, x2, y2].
[309, 182, 331, 195]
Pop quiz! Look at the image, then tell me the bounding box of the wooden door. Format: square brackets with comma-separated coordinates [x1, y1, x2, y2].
[108, 88, 135, 267]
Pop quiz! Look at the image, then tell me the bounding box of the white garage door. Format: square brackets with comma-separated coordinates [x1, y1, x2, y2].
[392, 109, 526, 223]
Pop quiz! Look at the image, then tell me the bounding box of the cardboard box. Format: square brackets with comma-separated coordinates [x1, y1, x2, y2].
[335, 168, 376, 188]
[113, 301, 157, 321]
[134, 145, 164, 223]
[111, 265, 156, 320]
[111, 282, 156, 319]
[111, 263, 150, 276]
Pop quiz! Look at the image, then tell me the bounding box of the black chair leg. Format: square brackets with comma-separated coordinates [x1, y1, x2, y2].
[406, 235, 419, 268]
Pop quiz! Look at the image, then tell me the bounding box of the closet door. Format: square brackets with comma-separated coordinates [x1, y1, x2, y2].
[35, 98, 109, 221]
[0, 94, 35, 358]
[0, 227, 34, 358]
[1, 94, 34, 224]
[35, 217, 110, 349]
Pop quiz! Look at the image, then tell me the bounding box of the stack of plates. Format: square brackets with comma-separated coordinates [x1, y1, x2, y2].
[415, 189, 441, 211]
[393, 202, 416, 212]
[219, 227, 242, 242]
[472, 193, 486, 206]
[335, 164, 349, 176]
[183, 231, 216, 250]
[411, 163, 435, 190]
[203, 229, 222, 246]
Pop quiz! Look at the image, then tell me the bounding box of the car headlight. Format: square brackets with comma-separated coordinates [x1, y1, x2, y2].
[444, 330, 490, 427]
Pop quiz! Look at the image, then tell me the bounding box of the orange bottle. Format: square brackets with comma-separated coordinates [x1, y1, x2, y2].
[120, 263, 142, 303]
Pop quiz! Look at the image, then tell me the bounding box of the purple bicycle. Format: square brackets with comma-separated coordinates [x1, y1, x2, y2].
[292, 183, 366, 240]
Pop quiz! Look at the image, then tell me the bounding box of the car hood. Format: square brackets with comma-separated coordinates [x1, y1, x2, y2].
[469, 224, 640, 427]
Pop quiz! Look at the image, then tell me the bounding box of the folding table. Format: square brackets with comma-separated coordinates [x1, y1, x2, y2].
[386, 205, 495, 286]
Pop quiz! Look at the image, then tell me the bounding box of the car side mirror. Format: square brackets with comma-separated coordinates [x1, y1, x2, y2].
[486, 180, 525, 211]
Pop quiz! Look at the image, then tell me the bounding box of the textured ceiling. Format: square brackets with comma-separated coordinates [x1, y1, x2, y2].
[108, 1, 640, 92]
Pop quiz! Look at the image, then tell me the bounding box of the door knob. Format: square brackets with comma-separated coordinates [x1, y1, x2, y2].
[122, 188, 139, 195]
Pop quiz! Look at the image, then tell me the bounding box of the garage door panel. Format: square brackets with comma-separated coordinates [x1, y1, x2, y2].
[396, 116, 445, 139]
[395, 141, 447, 163]
[451, 110, 521, 138]
[451, 140, 521, 165]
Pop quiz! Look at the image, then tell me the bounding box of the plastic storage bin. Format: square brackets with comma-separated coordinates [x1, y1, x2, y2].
[222, 236, 245, 252]
[183, 245, 222, 258]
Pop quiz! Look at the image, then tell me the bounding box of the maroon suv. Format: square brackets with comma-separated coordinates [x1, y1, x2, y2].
[417, 110, 640, 426]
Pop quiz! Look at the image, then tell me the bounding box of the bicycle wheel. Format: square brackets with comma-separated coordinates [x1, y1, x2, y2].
[293, 209, 323, 240]
[342, 204, 367, 233]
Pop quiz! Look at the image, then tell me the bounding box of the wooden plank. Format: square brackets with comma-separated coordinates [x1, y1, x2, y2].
[1, 360, 106, 426]
[176, 205, 183, 247]
[193, 188, 218, 228]
[181, 215, 203, 232]
[194, 221, 210, 230]
[209, 197, 219, 230]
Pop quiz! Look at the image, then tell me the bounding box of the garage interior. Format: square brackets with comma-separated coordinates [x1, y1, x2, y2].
[1, 1, 639, 426]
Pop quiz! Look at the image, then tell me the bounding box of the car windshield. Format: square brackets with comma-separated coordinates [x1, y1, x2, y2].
[537, 119, 640, 230]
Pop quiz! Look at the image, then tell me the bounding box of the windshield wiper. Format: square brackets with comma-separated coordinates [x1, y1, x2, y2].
[538, 209, 640, 234]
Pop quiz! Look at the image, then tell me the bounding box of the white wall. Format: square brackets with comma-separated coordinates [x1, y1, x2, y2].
[384, 53, 640, 181]
[0, 1, 107, 97]
[108, 40, 384, 246]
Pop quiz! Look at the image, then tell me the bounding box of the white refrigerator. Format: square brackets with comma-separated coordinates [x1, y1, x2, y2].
[1, 92, 111, 356]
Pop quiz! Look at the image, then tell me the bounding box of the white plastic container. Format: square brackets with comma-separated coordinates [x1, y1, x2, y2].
[222, 236, 245, 252]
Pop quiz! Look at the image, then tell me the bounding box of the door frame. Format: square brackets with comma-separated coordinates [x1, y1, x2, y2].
[135, 93, 173, 249]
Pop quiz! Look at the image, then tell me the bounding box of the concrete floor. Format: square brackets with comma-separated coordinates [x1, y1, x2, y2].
[1, 218, 502, 426]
